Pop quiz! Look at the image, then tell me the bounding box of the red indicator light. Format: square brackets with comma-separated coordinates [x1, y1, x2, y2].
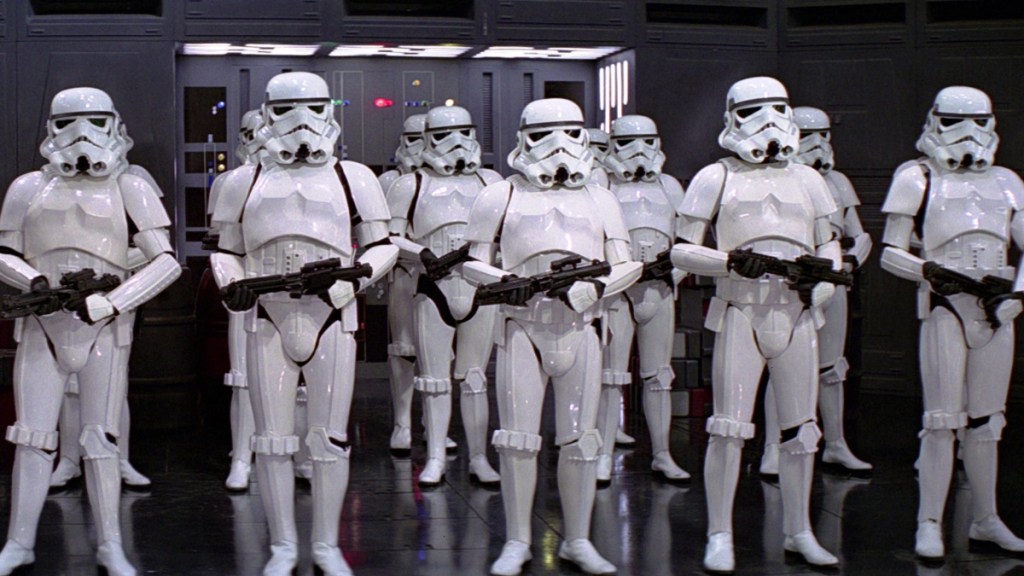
[374, 98, 394, 108]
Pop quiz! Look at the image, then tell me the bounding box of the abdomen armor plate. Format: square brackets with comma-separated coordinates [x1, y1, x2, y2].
[242, 163, 353, 259]
[23, 176, 129, 269]
[716, 165, 817, 253]
[500, 187, 604, 274]
[922, 171, 1011, 253]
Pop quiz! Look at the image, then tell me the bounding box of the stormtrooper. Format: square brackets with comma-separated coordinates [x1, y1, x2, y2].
[596, 114, 690, 484]
[462, 98, 642, 575]
[879, 86, 1024, 560]
[207, 109, 273, 491]
[670, 77, 842, 572]
[0, 87, 181, 576]
[379, 114, 455, 455]
[386, 106, 502, 486]
[760, 106, 873, 476]
[210, 72, 397, 576]
[49, 115, 160, 490]
[587, 128, 611, 187]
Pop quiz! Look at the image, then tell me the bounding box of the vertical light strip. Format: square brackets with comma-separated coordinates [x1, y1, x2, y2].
[603, 64, 612, 131]
[598, 66, 605, 112]
[615, 62, 623, 119]
[623, 60, 629, 107]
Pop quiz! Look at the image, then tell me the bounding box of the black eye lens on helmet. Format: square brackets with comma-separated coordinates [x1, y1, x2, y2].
[273, 106, 293, 116]
[595, 144, 608, 152]
[89, 118, 107, 128]
[975, 118, 991, 127]
[773, 104, 786, 113]
[528, 130, 551, 143]
[617, 138, 636, 146]
[432, 132, 450, 143]
[939, 117, 961, 127]
[645, 138, 656, 146]
[822, 131, 830, 140]
[405, 135, 422, 144]
[308, 105, 325, 114]
[54, 119, 73, 130]
[735, 107, 757, 119]
[565, 129, 581, 138]
[460, 129, 472, 137]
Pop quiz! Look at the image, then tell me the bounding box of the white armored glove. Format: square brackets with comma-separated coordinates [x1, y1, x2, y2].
[83, 294, 116, 324]
[323, 279, 356, 310]
[565, 279, 604, 313]
[994, 299, 1023, 327]
[805, 282, 835, 308]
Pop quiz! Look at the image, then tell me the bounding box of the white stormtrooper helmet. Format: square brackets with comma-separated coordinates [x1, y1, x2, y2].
[508, 98, 592, 189]
[235, 109, 264, 164]
[718, 76, 799, 164]
[793, 106, 834, 173]
[588, 128, 610, 168]
[40, 87, 125, 177]
[605, 115, 666, 182]
[394, 114, 426, 174]
[258, 72, 339, 165]
[421, 106, 481, 175]
[916, 86, 998, 172]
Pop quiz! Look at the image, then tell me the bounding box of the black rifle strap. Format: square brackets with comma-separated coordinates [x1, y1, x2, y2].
[913, 161, 931, 241]
[416, 274, 476, 328]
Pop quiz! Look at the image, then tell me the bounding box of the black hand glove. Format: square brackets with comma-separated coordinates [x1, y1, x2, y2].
[842, 254, 860, 269]
[796, 282, 817, 307]
[221, 282, 258, 312]
[921, 261, 962, 296]
[29, 276, 62, 316]
[727, 250, 768, 279]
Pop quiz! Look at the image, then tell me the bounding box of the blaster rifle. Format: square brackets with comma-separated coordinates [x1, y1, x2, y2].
[221, 257, 372, 302]
[423, 244, 471, 281]
[729, 248, 852, 288]
[475, 255, 611, 307]
[640, 249, 675, 286]
[922, 263, 1023, 328]
[0, 269, 122, 319]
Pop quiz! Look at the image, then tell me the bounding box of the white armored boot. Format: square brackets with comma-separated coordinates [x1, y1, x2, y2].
[118, 402, 150, 488]
[0, 445, 55, 575]
[225, 387, 254, 490]
[704, 435, 744, 573]
[81, 427, 137, 576]
[643, 373, 689, 482]
[778, 424, 837, 567]
[490, 431, 541, 576]
[963, 414, 1024, 553]
[819, 374, 871, 473]
[759, 382, 780, 477]
[310, 431, 353, 576]
[556, 431, 615, 575]
[51, 393, 83, 488]
[595, 384, 620, 485]
[256, 453, 299, 576]
[916, 428, 955, 559]
[460, 371, 499, 485]
[420, 388, 452, 486]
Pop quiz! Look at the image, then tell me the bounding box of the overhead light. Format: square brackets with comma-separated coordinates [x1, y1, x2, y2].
[181, 43, 321, 57]
[473, 46, 623, 60]
[329, 44, 471, 58]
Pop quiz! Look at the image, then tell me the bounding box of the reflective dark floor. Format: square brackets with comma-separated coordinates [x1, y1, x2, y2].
[2, 379, 1024, 575]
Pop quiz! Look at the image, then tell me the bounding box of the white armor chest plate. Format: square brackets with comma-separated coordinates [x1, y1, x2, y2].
[23, 175, 128, 269]
[612, 180, 674, 262]
[717, 165, 817, 253]
[242, 163, 352, 260]
[413, 174, 480, 255]
[922, 171, 1011, 256]
[501, 187, 604, 274]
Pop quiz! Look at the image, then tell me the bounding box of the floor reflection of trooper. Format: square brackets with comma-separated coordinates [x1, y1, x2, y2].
[458, 487, 496, 575]
[47, 486, 146, 573]
[228, 492, 268, 576]
[390, 457, 419, 575]
[760, 481, 785, 564]
[817, 474, 870, 559]
[642, 482, 689, 576]
[417, 489, 454, 575]
[592, 481, 626, 571]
